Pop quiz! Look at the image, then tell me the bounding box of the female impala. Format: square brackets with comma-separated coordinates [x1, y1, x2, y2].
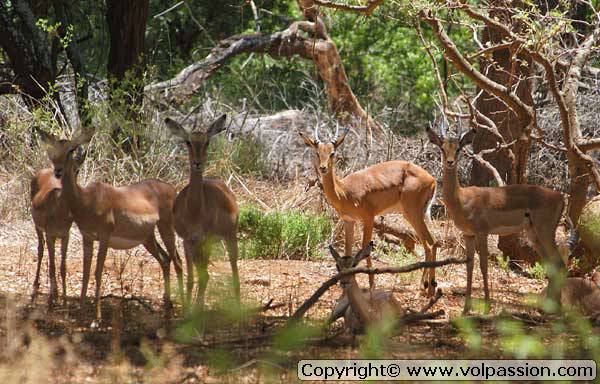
[300, 126, 438, 296]
[426, 118, 565, 314]
[328, 241, 405, 334]
[30, 147, 85, 306]
[164, 115, 240, 310]
[39, 130, 184, 321]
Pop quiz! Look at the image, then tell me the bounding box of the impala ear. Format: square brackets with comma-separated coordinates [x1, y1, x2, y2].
[333, 128, 348, 149]
[165, 118, 189, 139]
[72, 129, 94, 148]
[328, 244, 341, 263]
[426, 125, 443, 147]
[459, 128, 476, 148]
[35, 127, 59, 147]
[299, 132, 318, 148]
[353, 241, 374, 267]
[207, 114, 227, 137]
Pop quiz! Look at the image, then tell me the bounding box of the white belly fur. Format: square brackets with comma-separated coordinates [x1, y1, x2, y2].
[123, 212, 159, 226]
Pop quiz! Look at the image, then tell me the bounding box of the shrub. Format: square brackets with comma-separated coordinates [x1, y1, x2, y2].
[206, 135, 267, 178]
[237, 205, 331, 259]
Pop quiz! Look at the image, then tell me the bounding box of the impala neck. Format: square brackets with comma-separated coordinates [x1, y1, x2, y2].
[61, 157, 85, 214]
[187, 167, 206, 210]
[442, 165, 462, 215]
[344, 277, 373, 325]
[321, 166, 346, 203]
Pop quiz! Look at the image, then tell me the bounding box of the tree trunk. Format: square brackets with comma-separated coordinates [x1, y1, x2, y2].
[0, 0, 54, 105]
[53, 0, 90, 127]
[470, 1, 536, 264]
[106, 0, 149, 153]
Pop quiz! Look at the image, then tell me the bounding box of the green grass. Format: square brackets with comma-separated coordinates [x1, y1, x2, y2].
[237, 205, 332, 260]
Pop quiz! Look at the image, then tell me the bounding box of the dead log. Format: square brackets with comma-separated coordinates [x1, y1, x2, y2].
[374, 217, 417, 252]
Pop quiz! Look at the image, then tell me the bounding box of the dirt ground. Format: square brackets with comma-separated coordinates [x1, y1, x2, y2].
[0, 177, 569, 383]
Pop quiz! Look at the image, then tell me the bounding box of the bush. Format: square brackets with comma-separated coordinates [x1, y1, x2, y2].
[206, 134, 267, 178]
[237, 205, 331, 259]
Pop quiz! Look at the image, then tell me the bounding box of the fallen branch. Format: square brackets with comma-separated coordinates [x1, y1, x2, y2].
[374, 216, 418, 252]
[419, 288, 443, 313]
[399, 309, 445, 324]
[290, 257, 468, 321]
[100, 294, 156, 313]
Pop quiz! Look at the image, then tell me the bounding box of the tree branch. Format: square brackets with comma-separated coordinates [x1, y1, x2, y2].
[312, 0, 384, 16]
[578, 138, 600, 152]
[290, 257, 467, 321]
[419, 9, 534, 125]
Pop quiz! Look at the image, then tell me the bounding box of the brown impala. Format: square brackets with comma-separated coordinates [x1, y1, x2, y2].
[39, 129, 184, 321]
[30, 146, 85, 306]
[426, 116, 565, 314]
[300, 125, 438, 296]
[165, 115, 240, 311]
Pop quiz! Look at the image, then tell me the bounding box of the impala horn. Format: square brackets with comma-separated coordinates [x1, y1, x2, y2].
[332, 121, 349, 144]
[314, 116, 321, 143]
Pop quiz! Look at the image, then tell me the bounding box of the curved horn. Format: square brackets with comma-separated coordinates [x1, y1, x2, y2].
[314, 116, 321, 143]
[332, 121, 340, 143]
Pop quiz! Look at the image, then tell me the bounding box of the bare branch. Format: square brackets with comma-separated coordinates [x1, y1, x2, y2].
[578, 138, 600, 152]
[419, 9, 534, 125]
[290, 257, 467, 321]
[312, 0, 384, 15]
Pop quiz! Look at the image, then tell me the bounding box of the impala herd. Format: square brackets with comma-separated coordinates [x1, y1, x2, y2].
[28, 112, 573, 329]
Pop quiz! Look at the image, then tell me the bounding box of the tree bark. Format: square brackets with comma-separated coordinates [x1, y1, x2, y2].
[106, 0, 149, 152]
[0, 0, 54, 105]
[53, 0, 90, 127]
[469, 2, 536, 264]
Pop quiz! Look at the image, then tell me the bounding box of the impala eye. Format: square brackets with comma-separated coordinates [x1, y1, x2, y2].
[330, 152, 335, 158]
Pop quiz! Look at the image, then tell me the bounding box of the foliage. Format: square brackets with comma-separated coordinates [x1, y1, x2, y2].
[496, 254, 511, 273]
[207, 133, 267, 178]
[529, 262, 547, 280]
[237, 205, 331, 259]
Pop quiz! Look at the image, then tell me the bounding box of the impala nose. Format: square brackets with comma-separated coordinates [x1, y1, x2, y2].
[319, 166, 328, 174]
[54, 169, 63, 178]
[193, 161, 202, 170]
[446, 160, 455, 167]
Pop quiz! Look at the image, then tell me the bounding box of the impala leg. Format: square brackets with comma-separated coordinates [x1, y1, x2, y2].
[31, 228, 45, 303]
[194, 241, 210, 313]
[463, 235, 476, 315]
[93, 240, 109, 321]
[527, 220, 565, 312]
[344, 221, 355, 256]
[60, 232, 69, 304]
[183, 240, 195, 309]
[226, 237, 241, 306]
[46, 234, 58, 307]
[144, 236, 172, 312]
[80, 238, 94, 306]
[476, 234, 491, 314]
[158, 222, 184, 305]
[361, 217, 375, 290]
[404, 207, 437, 297]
